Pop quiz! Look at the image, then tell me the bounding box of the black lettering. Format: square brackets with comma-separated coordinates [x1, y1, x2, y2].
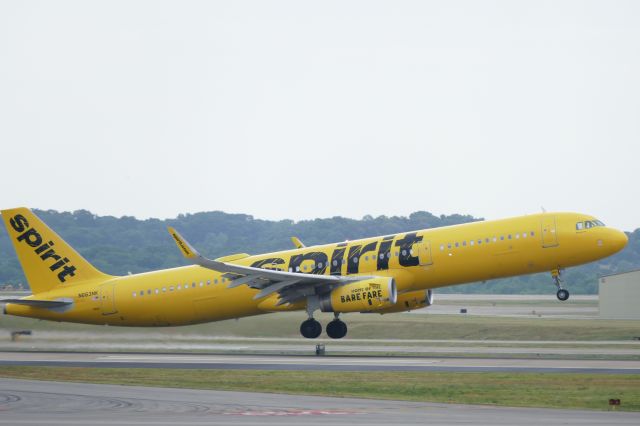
[57, 265, 76, 282]
[40, 249, 61, 262]
[17, 228, 42, 248]
[49, 257, 69, 272]
[10, 214, 29, 233]
[395, 232, 422, 267]
[376, 236, 394, 271]
[330, 247, 346, 276]
[289, 252, 329, 274]
[251, 257, 285, 270]
[356, 293, 361, 300]
[35, 241, 54, 255]
[341, 295, 345, 303]
[347, 245, 362, 274]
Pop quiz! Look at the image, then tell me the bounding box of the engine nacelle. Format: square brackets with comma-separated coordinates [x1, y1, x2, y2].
[319, 277, 397, 313]
[364, 289, 433, 314]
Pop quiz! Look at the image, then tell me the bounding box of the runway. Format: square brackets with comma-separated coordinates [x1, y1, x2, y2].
[1, 351, 640, 374]
[0, 378, 638, 426]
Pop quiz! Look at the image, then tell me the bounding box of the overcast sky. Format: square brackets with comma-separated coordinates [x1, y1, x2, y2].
[1, 1, 638, 230]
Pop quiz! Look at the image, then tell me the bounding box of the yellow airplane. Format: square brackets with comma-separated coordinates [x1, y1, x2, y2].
[0, 207, 628, 339]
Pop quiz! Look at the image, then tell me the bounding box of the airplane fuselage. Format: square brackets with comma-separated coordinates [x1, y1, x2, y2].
[5, 211, 627, 326]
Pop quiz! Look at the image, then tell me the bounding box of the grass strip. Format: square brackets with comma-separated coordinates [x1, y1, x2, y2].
[1, 366, 638, 411]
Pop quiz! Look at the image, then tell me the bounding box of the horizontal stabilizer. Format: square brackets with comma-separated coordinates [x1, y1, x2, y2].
[1, 298, 72, 308]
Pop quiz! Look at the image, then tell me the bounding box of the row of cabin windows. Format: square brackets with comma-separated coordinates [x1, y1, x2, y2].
[131, 277, 228, 298]
[439, 231, 535, 252]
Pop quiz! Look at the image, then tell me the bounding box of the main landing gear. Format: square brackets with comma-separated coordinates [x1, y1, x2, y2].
[300, 318, 322, 339]
[299, 314, 348, 339]
[552, 268, 570, 301]
[326, 314, 347, 339]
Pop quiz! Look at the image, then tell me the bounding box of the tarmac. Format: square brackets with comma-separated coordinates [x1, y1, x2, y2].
[1, 378, 638, 426]
[1, 351, 640, 374]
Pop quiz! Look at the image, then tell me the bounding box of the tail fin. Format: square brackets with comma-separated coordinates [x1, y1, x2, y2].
[1, 207, 113, 294]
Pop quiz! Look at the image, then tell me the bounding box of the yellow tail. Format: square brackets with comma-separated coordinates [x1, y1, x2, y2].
[1, 207, 113, 294]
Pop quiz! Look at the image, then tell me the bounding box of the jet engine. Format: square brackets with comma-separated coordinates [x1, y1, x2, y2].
[319, 277, 397, 313]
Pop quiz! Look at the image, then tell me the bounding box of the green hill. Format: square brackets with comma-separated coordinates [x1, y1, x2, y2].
[1, 209, 638, 294]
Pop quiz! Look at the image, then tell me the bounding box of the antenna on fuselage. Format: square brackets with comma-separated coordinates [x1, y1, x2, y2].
[541, 206, 547, 213]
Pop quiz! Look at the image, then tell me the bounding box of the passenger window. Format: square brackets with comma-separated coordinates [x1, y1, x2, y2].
[454, 243, 459, 248]
[530, 231, 535, 236]
[462, 241, 467, 246]
[440, 245, 444, 251]
[500, 236, 504, 241]
[170, 286, 174, 291]
[155, 289, 159, 294]
[485, 238, 489, 243]
[353, 257, 359, 263]
[515, 234, 519, 239]
[162, 287, 166, 292]
[470, 240, 474, 246]
[447, 243, 452, 249]
[477, 239, 482, 245]
[522, 233, 527, 238]
[492, 237, 497, 242]
[147, 290, 151, 295]
[139, 291, 144, 296]
[508, 234, 512, 240]
[318, 262, 323, 268]
[206, 280, 210, 285]
[192, 283, 196, 288]
[333, 260, 338, 266]
[132, 292, 136, 297]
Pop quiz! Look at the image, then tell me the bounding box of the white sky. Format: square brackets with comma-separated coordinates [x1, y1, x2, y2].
[1, 1, 639, 230]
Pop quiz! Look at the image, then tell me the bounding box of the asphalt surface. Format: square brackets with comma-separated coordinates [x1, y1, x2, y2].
[0, 378, 638, 426]
[1, 351, 640, 374]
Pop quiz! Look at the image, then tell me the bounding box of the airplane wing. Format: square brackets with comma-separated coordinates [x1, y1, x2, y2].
[168, 227, 369, 305]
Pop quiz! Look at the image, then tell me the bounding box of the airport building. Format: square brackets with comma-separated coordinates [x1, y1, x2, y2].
[599, 269, 640, 319]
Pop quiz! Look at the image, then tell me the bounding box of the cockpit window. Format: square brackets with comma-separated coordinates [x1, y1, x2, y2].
[576, 220, 605, 230]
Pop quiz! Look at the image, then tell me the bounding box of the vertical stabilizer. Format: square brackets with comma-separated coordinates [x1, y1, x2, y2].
[1, 207, 113, 294]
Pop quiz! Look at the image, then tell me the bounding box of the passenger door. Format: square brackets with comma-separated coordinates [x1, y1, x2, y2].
[541, 216, 559, 248]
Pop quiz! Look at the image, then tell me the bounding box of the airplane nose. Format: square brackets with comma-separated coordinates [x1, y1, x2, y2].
[609, 229, 628, 254]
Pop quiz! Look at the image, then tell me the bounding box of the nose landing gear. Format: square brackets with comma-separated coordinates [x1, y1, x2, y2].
[552, 269, 570, 301]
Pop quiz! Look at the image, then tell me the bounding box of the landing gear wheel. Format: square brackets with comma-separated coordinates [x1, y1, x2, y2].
[326, 319, 348, 339]
[556, 289, 570, 301]
[300, 318, 322, 339]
